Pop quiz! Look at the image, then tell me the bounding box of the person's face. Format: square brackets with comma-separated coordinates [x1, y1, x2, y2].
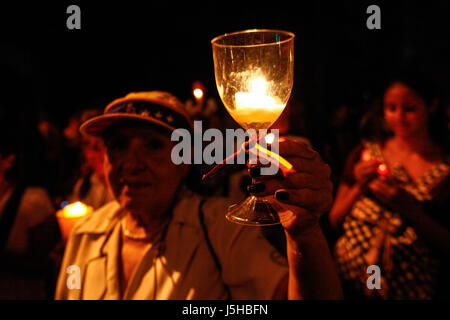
[81, 136, 105, 177]
[103, 124, 188, 216]
[383, 82, 429, 138]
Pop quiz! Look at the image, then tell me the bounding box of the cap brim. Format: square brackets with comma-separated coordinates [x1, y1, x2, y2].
[79, 113, 176, 137]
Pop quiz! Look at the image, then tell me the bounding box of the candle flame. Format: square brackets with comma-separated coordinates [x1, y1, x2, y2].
[255, 143, 293, 171]
[251, 77, 267, 96]
[265, 133, 275, 144]
[377, 164, 388, 176]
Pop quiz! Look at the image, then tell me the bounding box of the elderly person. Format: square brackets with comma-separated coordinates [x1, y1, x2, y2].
[55, 91, 342, 300]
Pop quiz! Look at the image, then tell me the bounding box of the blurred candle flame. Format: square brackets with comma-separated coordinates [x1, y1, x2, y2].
[265, 133, 275, 144]
[235, 77, 284, 111]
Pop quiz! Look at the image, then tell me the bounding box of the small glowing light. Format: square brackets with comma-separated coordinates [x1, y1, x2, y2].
[62, 201, 90, 218]
[193, 88, 203, 99]
[377, 164, 388, 176]
[265, 133, 275, 144]
[61, 200, 69, 209]
[251, 77, 267, 95]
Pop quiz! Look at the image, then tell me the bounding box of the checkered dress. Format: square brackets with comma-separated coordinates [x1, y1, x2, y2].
[334, 142, 450, 299]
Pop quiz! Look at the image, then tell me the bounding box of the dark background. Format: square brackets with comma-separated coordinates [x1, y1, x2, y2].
[1, 0, 449, 188]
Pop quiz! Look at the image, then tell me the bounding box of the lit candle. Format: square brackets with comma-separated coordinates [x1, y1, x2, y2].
[264, 133, 275, 144]
[56, 201, 93, 241]
[233, 77, 285, 127]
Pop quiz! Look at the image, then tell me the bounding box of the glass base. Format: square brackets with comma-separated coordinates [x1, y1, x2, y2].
[226, 194, 294, 226]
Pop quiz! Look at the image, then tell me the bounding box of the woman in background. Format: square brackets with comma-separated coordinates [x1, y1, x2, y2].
[329, 72, 450, 299]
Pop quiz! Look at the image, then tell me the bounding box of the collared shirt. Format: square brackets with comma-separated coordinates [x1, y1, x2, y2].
[55, 190, 288, 300]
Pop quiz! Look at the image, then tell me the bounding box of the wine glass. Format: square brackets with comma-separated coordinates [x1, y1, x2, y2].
[211, 29, 295, 226]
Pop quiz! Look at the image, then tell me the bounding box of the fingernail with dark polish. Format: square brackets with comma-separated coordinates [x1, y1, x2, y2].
[247, 183, 265, 193]
[249, 167, 261, 178]
[276, 191, 290, 201]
